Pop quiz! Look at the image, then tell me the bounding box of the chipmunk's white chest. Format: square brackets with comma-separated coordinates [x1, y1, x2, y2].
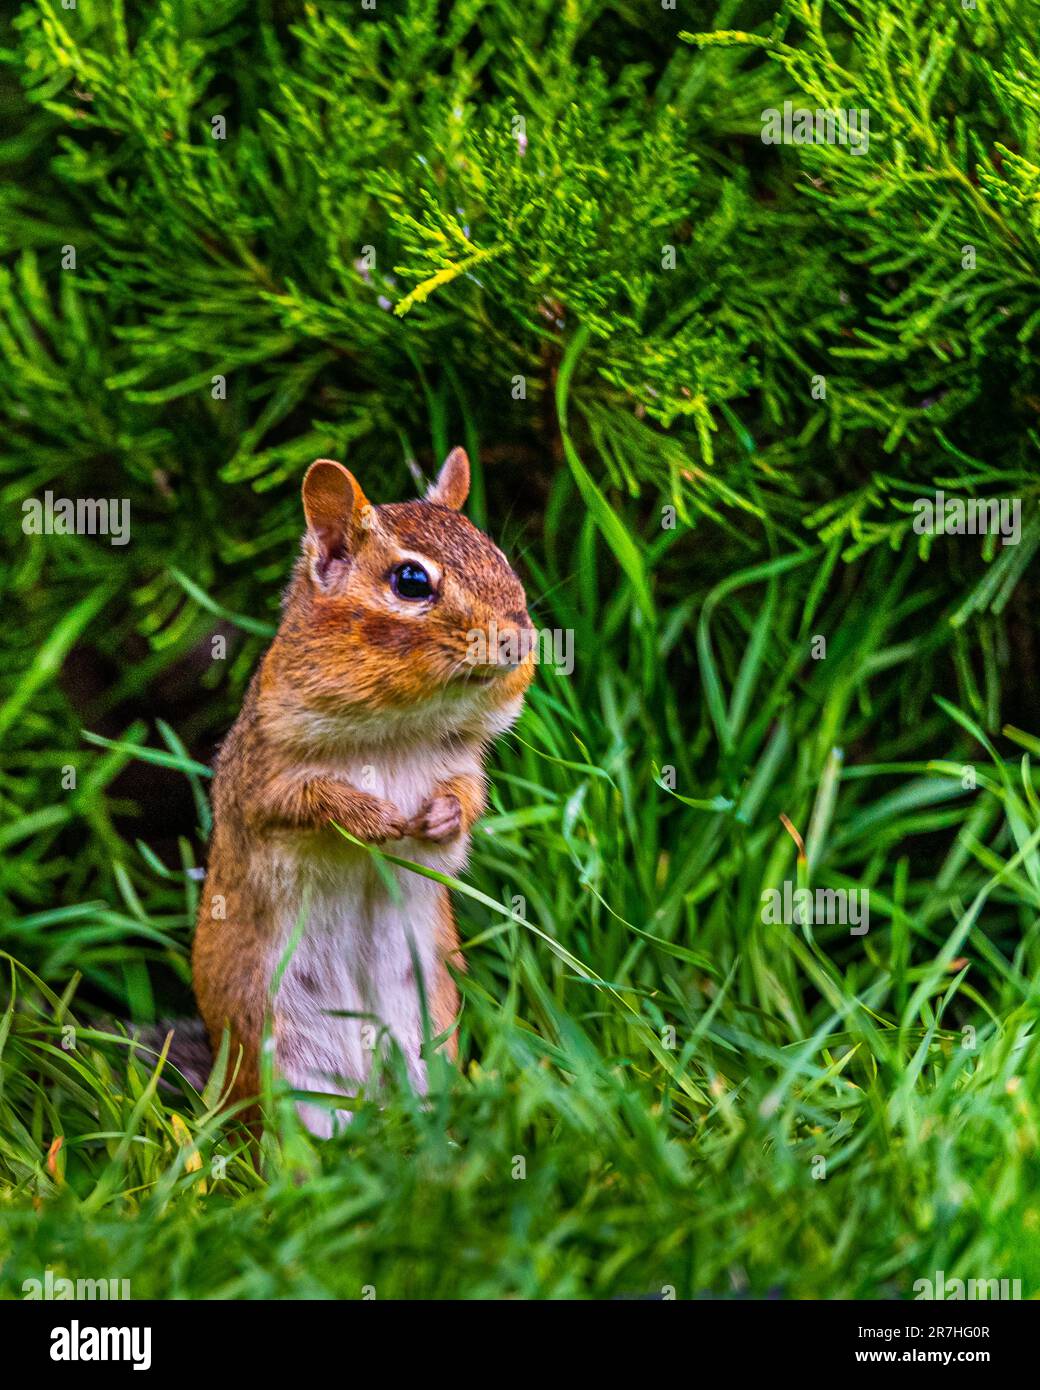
[263, 742, 475, 1136]
[340, 744, 457, 820]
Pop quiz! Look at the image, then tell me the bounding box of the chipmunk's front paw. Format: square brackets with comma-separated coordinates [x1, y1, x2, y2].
[329, 789, 406, 843]
[407, 793, 462, 842]
[373, 810, 407, 843]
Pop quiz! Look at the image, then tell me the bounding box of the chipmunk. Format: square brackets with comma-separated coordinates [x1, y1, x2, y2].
[191, 449, 534, 1135]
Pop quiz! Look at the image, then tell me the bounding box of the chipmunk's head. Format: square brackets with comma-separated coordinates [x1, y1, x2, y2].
[275, 450, 535, 741]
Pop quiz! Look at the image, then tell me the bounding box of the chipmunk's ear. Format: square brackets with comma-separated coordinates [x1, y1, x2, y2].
[302, 459, 369, 579]
[426, 447, 470, 511]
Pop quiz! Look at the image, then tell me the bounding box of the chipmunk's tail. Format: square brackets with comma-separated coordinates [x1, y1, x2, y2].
[129, 1017, 213, 1093]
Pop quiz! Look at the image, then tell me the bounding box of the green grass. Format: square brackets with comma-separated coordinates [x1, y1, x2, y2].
[2, 472, 1040, 1300]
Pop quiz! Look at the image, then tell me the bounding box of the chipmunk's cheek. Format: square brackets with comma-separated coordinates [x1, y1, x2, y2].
[359, 613, 442, 682]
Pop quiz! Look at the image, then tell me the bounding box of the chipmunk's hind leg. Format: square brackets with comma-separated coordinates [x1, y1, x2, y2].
[192, 873, 270, 1125]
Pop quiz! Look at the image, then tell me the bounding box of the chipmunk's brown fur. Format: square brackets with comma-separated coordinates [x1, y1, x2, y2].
[192, 450, 533, 1134]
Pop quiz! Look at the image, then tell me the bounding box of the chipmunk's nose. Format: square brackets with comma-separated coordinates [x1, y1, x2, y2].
[464, 615, 535, 677]
[496, 614, 535, 669]
[493, 632, 529, 670]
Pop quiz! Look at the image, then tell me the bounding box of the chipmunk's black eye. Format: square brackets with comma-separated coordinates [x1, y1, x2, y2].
[391, 561, 434, 601]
